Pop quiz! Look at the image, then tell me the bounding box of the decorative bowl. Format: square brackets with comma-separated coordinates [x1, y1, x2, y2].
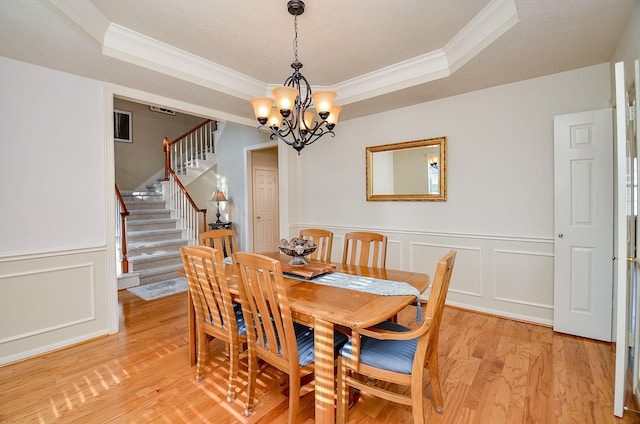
[279, 238, 317, 266]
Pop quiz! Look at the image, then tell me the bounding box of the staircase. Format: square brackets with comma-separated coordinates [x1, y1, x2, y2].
[116, 119, 222, 288]
[120, 183, 188, 286]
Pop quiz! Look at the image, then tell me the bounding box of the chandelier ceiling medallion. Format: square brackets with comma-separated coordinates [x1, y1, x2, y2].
[249, 0, 341, 155]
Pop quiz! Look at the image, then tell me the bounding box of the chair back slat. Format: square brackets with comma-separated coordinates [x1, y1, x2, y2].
[417, 250, 456, 367]
[233, 252, 298, 368]
[198, 229, 238, 257]
[336, 249, 457, 422]
[181, 246, 237, 335]
[300, 228, 333, 262]
[342, 231, 388, 268]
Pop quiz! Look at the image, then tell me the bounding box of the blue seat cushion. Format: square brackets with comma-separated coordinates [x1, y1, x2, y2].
[294, 322, 349, 367]
[339, 320, 417, 375]
[232, 302, 247, 336]
[208, 301, 246, 336]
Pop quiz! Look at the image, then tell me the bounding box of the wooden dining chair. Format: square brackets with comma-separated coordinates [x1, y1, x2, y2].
[342, 231, 388, 268]
[180, 246, 247, 403]
[233, 252, 348, 422]
[299, 228, 333, 262]
[198, 229, 238, 258]
[336, 250, 457, 424]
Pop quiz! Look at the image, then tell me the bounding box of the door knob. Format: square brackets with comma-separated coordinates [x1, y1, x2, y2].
[256, 216, 261, 219]
[558, 234, 564, 238]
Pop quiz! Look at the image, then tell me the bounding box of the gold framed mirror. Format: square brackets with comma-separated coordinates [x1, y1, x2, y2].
[366, 136, 446, 201]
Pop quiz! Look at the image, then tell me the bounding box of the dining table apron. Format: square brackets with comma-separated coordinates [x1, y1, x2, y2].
[186, 252, 430, 424]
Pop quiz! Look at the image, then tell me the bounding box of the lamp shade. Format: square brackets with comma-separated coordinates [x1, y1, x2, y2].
[300, 111, 314, 131]
[272, 86, 299, 115]
[311, 90, 336, 118]
[211, 190, 227, 202]
[326, 105, 342, 126]
[250, 97, 275, 124]
[268, 107, 282, 128]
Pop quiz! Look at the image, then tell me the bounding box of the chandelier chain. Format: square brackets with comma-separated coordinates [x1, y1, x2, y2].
[293, 14, 299, 64]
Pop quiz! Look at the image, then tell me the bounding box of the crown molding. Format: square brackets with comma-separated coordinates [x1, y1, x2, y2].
[444, 0, 519, 74]
[334, 0, 519, 105]
[47, 0, 519, 110]
[102, 24, 265, 100]
[334, 50, 451, 105]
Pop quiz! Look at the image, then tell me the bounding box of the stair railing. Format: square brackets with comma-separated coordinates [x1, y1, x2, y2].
[115, 183, 129, 274]
[162, 119, 215, 244]
[166, 168, 207, 244]
[164, 119, 216, 178]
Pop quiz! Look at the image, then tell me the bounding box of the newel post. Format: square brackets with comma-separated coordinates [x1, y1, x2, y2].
[203, 211, 207, 233]
[163, 137, 170, 181]
[120, 212, 129, 274]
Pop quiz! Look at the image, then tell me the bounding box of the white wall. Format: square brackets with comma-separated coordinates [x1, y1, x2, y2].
[1, 58, 108, 254]
[216, 124, 271, 250]
[290, 63, 612, 324]
[0, 57, 113, 364]
[113, 98, 205, 190]
[0, 34, 627, 364]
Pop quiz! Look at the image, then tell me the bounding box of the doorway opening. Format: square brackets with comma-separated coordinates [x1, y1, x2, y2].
[244, 143, 280, 253]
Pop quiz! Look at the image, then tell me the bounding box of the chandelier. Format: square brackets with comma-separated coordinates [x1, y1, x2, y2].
[249, 0, 341, 155]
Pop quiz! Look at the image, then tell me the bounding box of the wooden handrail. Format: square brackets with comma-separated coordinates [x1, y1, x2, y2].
[115, 183, 129, 274]
[166, 119, 215, 147]
[163, 119, 216, 181]
[162, 119, 214, 242]
[167, 168, 207, 231]
[115, 183, 129, 215]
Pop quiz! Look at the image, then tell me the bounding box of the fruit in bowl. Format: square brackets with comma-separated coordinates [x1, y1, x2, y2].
[279, 238, 317, 266]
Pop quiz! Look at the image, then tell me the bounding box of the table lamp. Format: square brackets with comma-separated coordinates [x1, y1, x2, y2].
[211, 190, 227, 223]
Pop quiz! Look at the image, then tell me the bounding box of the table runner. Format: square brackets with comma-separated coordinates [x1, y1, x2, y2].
[224, 256, 422, 321]
[287, 271, 423, 322]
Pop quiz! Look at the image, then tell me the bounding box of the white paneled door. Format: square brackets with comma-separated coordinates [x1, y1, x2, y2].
[632, 58, 640, 418]
[553, 108, 613, 342]
[613, 60, 639, 418]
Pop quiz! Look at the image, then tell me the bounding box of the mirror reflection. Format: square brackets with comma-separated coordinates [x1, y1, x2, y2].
[366, 137, 446, 201]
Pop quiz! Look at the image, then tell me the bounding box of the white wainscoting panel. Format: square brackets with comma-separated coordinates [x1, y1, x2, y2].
[0, 248, 110, 365]
[409, 242, 483, 298]
[0, 263, 96, 343]
[386, 238, 402, 269]
[292, 225, 554, 325]
[331, 235, 345, 263]
[493, 249, 554, 309]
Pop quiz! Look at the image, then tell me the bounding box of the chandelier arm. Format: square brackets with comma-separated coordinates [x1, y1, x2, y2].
[299, 124, 335, 146]
[297, 74, 313, 103]
[302, 132, 334, 147]
[268, 130, 296, 147]
[277, 116, 296, 137]
[259, 119, 334, 155]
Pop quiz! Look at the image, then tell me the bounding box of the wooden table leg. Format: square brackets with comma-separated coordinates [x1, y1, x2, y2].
[314, 317, 335, 424]
[188, 289, 196, 366]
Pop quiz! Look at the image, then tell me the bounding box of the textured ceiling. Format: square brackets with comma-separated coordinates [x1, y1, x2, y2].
[0, 0, 634, 124]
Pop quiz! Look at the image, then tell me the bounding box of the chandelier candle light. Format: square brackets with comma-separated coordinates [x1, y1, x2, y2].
[250, 0, 341, 154]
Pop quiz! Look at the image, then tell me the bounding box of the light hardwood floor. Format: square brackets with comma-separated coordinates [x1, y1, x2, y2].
[1, 289, 640, 423]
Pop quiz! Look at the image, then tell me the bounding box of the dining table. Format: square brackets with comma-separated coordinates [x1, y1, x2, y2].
[185, 252, 430, 424]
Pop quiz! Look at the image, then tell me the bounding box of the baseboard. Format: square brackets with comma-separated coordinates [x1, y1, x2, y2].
[117, 272, 140, 290]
